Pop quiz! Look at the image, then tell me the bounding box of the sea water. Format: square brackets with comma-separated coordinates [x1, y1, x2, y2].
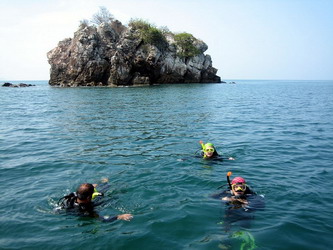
[0, 80, 332, 249]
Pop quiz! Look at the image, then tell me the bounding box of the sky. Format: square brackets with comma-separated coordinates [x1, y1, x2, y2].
[0, 0, 332, 81]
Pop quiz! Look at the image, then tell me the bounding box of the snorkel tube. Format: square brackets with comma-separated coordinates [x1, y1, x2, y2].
[217, 171, 233, 189]
[199, 140, 206, 158]
[227, 171, 233, 190]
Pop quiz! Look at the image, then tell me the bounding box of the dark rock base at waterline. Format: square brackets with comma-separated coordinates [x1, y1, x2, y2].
[2, 82, 35, 87]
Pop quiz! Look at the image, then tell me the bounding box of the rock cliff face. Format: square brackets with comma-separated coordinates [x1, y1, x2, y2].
[47, 20, 221, 87]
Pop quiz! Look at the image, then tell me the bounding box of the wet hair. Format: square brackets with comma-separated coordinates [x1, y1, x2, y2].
[76, 183, 94, 201]
[211, 149, 219, 157]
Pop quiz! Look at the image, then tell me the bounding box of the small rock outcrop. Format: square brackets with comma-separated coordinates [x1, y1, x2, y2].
[2, 82, 35, 87]
[47, 20, 221, 87]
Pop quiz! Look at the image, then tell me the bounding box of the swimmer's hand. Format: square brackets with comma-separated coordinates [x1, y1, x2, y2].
[101, 177, 109, 183]
[117, 214, 133, 221]
[222, 197, 248, 205]
[222, 197, 231, 202]
[93, 178, 109, 188]
[228, 157, 235, 160]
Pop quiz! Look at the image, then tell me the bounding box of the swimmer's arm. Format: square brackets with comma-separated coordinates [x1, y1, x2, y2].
[101, 214, 133, 222]
[92, 179, 110, 197]
[93, 178, 109, 190]
[220, 156, 235, 160]
[236, 198, 248, 205]
[222, 196, 248, 204]
[117, 214, 133, 221]
[215, 155, 235, 161]
[222, 196, 231, 201]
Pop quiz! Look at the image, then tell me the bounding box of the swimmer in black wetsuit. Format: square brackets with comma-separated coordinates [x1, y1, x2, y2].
[199, 141, 235, 160]
[221, 176, 254, 208]
[58, 182, 133, 222]
[213, 173, 264, 211]
[213, 173, 264, 248]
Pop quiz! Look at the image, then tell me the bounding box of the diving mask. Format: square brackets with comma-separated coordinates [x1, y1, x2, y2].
[205, 148, 215, 152]
[232, 183, 246, 192]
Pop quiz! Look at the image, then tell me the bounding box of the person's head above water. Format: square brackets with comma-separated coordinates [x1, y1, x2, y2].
[231, 177, 247, 197]
[202, 142, 216, 158]
[231, 177, 246, 185]
[76, 183, 95, 203]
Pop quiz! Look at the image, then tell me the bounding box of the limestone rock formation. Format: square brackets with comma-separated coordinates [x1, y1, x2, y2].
[47, 20, 221, 87]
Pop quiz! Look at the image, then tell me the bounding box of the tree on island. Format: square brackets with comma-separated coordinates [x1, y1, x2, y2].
[91, 6, 114, 25]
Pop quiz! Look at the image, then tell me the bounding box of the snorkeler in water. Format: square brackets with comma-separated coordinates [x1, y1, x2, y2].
[213, 172, 264, 249]
[222, 175, 253, 207]
[213, 172, 264, 210]
[199, 141, 235, 160]
[58, 181, 133, 222]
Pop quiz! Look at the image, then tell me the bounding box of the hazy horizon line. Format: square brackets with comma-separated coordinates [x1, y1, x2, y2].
[1, 79, 333, 82]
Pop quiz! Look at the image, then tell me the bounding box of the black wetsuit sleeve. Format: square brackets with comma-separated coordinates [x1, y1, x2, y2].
[101, 215, 118, 222]
[96, 183, 110, 193]
[247, 194, 265, 210]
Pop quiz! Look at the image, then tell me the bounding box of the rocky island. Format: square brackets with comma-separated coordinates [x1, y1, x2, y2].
[47, 8, 221, 87]
[2, 82, 35, 87]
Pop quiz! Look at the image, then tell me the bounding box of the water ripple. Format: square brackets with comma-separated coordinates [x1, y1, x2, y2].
[1, 81, 333, 249]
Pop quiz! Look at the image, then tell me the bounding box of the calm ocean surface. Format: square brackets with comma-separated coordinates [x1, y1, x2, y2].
[0, 80, 332, 250]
